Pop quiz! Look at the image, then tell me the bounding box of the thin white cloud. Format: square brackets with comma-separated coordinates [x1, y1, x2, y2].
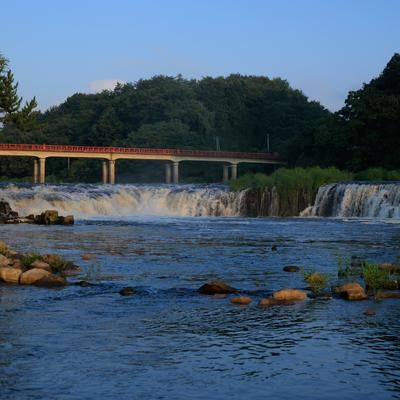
[88, 79, 124, 93]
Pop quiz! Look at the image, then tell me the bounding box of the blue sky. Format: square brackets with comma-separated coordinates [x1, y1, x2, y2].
[2, 0, 399, 111]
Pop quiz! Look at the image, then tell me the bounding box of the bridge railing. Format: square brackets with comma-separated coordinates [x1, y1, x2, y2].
[0, 143, 281, 160]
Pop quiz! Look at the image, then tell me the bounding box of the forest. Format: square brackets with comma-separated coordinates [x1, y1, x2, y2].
[0, 53, 399, 183]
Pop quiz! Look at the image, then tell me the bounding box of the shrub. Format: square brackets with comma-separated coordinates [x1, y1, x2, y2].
[304, 271, 329, 294]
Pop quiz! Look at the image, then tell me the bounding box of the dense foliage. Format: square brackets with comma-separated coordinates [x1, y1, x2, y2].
[0, 53, 399, 182]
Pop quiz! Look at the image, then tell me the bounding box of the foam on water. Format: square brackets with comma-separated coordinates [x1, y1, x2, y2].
[0, 183, 247, 219]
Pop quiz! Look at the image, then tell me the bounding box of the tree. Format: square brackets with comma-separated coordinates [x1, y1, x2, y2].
[0, 53, 38, 130]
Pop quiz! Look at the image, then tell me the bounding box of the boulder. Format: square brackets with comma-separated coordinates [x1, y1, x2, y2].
[334, 282, 368, 301]
[44, 210, 59, 225]
[11, 260, 23, 270]
[272, 288, 307, 302]
[0, 254, 11, 267]
[20, 268, 51, 285]
[30, 260, 52, 272]
[62, 215, 74, 225]
[364, 309, 376, 316]
[0, 267, 22, 284]
[34, 274, 68, 288]
[41, 254, 63, 266]
[0, 200, 12, 215]
[378, 262, 400, 273]
[119, 287, 136, 296]
[231, 296, 252, 305]
[283, 265, 300, 273]
[198, 281, 237, 295]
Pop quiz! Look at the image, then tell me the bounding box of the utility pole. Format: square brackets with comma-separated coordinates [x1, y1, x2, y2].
[215, 136, 220, 151]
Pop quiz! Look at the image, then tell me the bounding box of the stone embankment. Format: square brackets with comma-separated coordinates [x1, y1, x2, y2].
[0, 200, 74, 225]
[0, 241, 80, 288]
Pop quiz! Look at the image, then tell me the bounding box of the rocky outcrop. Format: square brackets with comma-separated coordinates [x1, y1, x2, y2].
[0, 201, 74, 225]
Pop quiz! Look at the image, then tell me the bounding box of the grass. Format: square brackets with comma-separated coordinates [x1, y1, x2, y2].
[20, 253, 42, 269]
[304, 271, 329, 294]
[362, 262, 391, 295]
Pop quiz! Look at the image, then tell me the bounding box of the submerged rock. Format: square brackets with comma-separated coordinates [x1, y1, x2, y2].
[272, 288, 307, 302]
[364, 309, 376, 316]
[198, 281, 237, 295]
[283, 265, 300, 273]
[81, 254, 97, 261]
[258, 297, 296, 307]
[119, 287, 136, 296]
[334, 282, 368, 301]
[231, 296, 252, 305]
[376, 291, 400, 299]
[35, 275, 68, 288]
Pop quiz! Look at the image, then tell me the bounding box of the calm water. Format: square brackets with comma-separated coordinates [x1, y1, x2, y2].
[1, 217, 400, 399]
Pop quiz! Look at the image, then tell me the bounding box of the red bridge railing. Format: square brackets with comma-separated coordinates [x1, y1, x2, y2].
[0, 143, 281, 161]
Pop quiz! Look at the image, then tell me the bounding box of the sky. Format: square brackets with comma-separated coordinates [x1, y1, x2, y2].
[2, 0, 399, 111]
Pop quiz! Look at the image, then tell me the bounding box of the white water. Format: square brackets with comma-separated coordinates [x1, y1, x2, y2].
[303, 182, 400, 219]
[0, 184, 247, 219]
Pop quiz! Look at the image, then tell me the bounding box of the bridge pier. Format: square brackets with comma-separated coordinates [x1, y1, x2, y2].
[39, 158, 46, 184]
[33, 159, 39, 183]
[223, 164, 229, 183]
[102, 160, 108, 184]
[172, 161, 179, 184]
[109, 160, 116, 184]
[165, 163, 172, 184]
[230, 163, 238, 180]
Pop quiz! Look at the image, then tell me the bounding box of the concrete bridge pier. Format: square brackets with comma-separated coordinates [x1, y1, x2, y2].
[165, 163, 172, 184]
[33, 158, 39, 183]
[223, 164, 229, 183]
[102, 160, 109, 184]
[230, 163, 238, 180]
[172, 161, 179, 184]
[39, 158, 46, 184]
[109, 160, 116, 184]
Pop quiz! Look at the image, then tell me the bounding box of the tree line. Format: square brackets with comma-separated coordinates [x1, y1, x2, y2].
[0, 53, 399, 182]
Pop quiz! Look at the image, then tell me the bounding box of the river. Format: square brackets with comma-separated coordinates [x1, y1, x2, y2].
[0, 183, 400, 399]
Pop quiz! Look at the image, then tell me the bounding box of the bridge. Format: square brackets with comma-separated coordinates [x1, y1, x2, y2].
[0, 143, 283, 184]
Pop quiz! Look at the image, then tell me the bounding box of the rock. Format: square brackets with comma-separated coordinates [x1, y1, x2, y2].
[20, 268, 51, 285]
[81, 253, 97, 261]
[35, 274, 67, 287]
[30, 260, 52, 272]
[198, 281, 237, 295]
[378, 262, 400, 273]
[307, 292, 332, 300]
[271, 245, 278, 251]
[364, 309, 376, 316]
[0, 267, 22, 284]
[0, 254, 11, 267]
[119, 287, 136, 296]
[376, 291, 400, 299]
[44, 210, 59, 224]
[41, 254, 63, 266]
[334, 282, 368, 301]
[258, 297, 296, 307]
[62, 215, 74, 225]
[379, 280, 399, 290]
[213, 294, 227, 299]
[11, 260, 23, 270]
[231, 296, 252, 305]
[0, 200, 12, 215]
[283, 265, 300, 273]
[272, 288, 307, 302]
[75, 280, 93, 287]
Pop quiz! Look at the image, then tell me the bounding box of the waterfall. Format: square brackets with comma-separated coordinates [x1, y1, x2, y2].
[0, 183, 247, 219]
[303, 182, 400, 219]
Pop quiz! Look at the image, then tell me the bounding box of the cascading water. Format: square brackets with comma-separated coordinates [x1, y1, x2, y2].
[303, 182, 400, 219]
[0, 183, 247, 219]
